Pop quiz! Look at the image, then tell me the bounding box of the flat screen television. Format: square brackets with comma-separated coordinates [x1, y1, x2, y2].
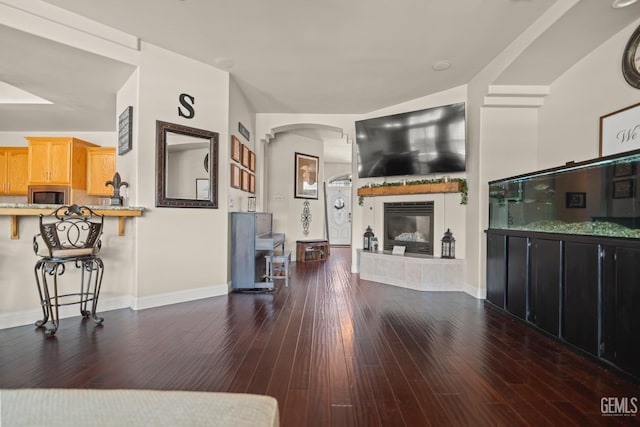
[355, 102, 466, 179]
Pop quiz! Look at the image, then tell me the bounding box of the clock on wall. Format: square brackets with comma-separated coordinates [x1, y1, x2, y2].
[622, 24, 640, 89]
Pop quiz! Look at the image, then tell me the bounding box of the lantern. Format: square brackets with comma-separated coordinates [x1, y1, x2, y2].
[441, 228, 455, 259]
[363, 226, 374, 251]
[248, 196, 256, 212]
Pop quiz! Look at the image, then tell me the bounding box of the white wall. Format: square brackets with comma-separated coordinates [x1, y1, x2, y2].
[265, 132, 324, 259]
[462, 1, 582, 299]
[538, 18, 640, 169]
[129, 42, 230, 306]
[479, 107, 539, 184]
[228, 77, 256, 213]
[325, 162, 352, 182]
[115, 69, 139, 208]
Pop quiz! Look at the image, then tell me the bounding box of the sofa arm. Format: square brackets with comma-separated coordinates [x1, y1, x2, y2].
[0, 389, 279, 427]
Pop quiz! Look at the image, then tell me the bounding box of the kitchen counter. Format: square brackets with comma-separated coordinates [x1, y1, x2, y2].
[0, 203, 145, 238]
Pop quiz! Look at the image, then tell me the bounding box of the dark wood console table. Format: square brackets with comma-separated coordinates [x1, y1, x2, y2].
[296, 239, 329, 262]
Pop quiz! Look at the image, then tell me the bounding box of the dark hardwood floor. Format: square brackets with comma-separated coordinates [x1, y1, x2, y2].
[1, 247, 638, 426]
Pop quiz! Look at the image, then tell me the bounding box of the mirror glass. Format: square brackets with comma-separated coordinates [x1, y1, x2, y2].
[156, 121, 218, 208]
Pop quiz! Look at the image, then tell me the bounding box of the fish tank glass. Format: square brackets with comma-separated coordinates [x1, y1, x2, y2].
[488, 150, 640, 239]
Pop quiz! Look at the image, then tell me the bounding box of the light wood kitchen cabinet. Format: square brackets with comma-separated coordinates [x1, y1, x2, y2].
[0, 147, 28, 195]
[26, 137, 98, 188]
[87, 147, 116, 196]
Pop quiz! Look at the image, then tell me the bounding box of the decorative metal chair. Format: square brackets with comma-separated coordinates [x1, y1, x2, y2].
[33, 205, 105, 336]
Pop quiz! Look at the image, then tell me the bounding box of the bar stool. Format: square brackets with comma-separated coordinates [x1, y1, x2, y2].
[265, 251, 291, 287]
[33, 205, 105, 336]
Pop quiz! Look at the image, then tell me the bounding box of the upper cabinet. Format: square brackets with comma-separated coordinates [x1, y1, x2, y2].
[87, 147, 116, 196]
[26, 137, 98, 188]
[0, 147, 28, 195]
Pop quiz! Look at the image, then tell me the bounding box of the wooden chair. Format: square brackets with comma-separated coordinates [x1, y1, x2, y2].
[33, 205, 105, 336]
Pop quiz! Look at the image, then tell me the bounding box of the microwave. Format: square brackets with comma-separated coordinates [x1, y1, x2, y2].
[28, 185, 70, 204]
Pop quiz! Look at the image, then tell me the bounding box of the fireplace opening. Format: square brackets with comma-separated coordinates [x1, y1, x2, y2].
[384, 201, 434, 255]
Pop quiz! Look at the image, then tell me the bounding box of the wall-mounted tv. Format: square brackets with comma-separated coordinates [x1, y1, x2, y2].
[355, 102, 466, 179]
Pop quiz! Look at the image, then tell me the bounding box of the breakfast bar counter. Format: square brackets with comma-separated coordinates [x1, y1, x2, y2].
[0, 203, 145, 239]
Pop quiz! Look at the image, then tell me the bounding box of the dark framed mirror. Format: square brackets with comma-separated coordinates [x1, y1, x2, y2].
[156, 120, 218, 208]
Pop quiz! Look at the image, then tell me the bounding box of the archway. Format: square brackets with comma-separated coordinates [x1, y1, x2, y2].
[260, 122, 353, 256]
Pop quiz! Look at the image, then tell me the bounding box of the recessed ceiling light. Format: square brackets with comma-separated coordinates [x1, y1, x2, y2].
[612, 0, 638, 8]
[432, 61, 451, 71]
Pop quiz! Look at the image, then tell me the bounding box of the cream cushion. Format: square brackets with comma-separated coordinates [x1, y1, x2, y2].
[0, 389, 279, 427]
[37, 247, 98, 258]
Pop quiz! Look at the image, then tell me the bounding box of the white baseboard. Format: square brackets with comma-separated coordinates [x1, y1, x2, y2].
[0, 296, 132, 330]
[463, 282, 486, 299]
[131, 283, 229, 311]
[0, 284, 230, 330]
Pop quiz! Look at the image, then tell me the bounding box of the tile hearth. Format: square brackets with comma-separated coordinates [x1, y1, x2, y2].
[358, 250, 464, 292]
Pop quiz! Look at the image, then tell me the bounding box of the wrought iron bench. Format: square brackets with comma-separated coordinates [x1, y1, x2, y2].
[33, 205, 105, 336]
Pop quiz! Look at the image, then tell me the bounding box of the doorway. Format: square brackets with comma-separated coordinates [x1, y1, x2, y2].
[326, 174, 352, 245]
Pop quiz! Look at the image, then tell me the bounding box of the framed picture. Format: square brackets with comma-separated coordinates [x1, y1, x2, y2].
[249, 151, 256, 172]
[196, 178, 209, 200]
[565, 192, 586, 208]
[118, 106, 133, 155]
[613, 179, 634, 199]
[241, 169, 250, 192]
[241, 144, 251, 169]
[599, 102, 640, 157]
[614, 162, 635, 177]
[294, 152, 319, 199]
[249, 173, 255, 194]
[231, 135, 241, 163]
[230, 164, 241, 189]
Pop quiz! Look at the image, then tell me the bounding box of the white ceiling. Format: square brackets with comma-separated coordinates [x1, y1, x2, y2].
[0, 0, 639, 132]
[0, 23, 135, 131]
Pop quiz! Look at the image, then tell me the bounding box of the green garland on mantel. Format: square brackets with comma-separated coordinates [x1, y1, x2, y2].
[357, 177, 468, 206]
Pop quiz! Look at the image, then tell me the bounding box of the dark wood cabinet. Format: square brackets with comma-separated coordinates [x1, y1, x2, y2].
[603, 246, 640, 378]
[506, 236, 528, 320]
[486, 233, 506, 308]
[563, 242, 600, 356]
[486, 229, 640, 381]
[531, 238, 561, 336]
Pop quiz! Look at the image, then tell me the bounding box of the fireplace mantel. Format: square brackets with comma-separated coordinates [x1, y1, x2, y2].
[357, 181, 462, 197]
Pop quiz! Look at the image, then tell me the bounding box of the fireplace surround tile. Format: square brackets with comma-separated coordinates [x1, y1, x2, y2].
[422, 263, 445, 288]
[359, 250, 464, 292]
[406, 262, 421, 285]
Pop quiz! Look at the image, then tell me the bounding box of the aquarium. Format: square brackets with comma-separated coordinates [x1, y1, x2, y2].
[488, 150, 640, 238]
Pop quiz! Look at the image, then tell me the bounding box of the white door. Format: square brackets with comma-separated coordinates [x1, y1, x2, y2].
[326, 187, 352, 245]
